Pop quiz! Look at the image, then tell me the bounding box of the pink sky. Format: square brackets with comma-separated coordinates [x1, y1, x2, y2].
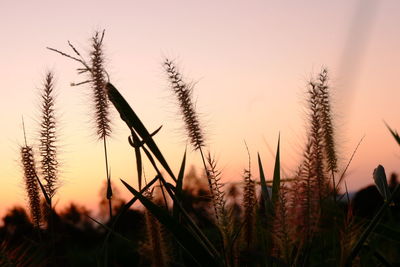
[1, 1, 400, 217]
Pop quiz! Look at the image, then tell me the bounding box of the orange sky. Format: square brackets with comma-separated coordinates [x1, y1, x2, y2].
[1, 1, 400, 218]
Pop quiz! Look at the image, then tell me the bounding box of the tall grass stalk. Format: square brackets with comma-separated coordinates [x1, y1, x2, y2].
[48, 30, 113, 220]
[20, 121, 42, 229]
[163, 59, 227, 237]
[39, 72, 58, 208]
[315, 68, 338, 200]
[242, 143, 255, 251]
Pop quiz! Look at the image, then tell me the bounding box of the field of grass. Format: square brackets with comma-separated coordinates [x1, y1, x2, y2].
[1, 30, 400, 267]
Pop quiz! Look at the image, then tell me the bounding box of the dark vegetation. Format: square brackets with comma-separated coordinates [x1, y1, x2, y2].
[4, 30, 400, 266]
[1, 170, 400, 266]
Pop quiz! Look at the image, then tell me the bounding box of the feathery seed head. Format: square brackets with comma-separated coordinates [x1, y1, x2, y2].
[242, 167, 256, 249]
[272, 184, 292, 263]
[47, 30, 111, 140]
[39, 72, 58, 199]
[206, 153, 227, 228]
[21, 145, 42, 228]
[163, 59, 204, 150]
[316, 68, 338, 173]
[90, 31, 111, 139]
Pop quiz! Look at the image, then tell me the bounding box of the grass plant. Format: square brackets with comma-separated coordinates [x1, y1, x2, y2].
[6, 31, 400, 266]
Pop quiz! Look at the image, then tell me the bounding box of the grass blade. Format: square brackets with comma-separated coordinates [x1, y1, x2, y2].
[120, 179, 223, 266]
[271, 134, 281, 207]
[107, 82, 176, 182]
[258, 153, 272, 213]
[173, 149, 187, 219]
[35, 174, 51, 206]
[385, 121, 400, 146]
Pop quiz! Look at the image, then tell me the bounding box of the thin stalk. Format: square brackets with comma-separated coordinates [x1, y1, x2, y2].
[332, 170, 336, 203]
[103, 136, 112, 221]
[198, 147, 228, 266]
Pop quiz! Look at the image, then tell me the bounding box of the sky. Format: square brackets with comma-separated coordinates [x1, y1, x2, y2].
[0, 1, 400, 218]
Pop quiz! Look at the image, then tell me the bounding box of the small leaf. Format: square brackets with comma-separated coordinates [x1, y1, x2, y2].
[373, 165, 391, 201]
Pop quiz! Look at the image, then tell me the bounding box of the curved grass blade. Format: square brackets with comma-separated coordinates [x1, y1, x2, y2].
[128, 130, 143, 190]
[385, 121, 400, 146]
[100, 175, 159, 258]
[173, 149, 187, 219]
[120, 179, 223, 266]
[35, 174, 51, 206]
[138, 173, 222, 260]
[107, 82, 176, 182]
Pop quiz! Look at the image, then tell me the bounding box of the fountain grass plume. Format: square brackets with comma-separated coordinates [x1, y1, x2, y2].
[21, 119, 42, 228]
[89, 31, 111, 140]
[39, 72, 58, 201]
[308, 80, 328, 200]
[242, 143, 256, 250]
[47, 30, 111, 139]
[21, 145, 42, 228]
[47, 30, 113, 219]
[163, 58, 204, 150]
[316, 68, 337, 174]
[293, 139, 321, 245]
[206, 153, 228, 235]
[272, 183, 291, 265]
[141, 189, 170, 267]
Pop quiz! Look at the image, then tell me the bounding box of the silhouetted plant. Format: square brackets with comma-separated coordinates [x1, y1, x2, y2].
[48, 30, 114, 220]
[39, 72, 58, 205]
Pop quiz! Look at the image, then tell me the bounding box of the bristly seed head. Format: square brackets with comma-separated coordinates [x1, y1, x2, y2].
[163, 58, 204, 150]
[39, 72, 58, 200]
[47, 30, 111, 140]
[21, 145, 42, 228]
[90, 31, 111, 139]
[316, 68, 337, 174]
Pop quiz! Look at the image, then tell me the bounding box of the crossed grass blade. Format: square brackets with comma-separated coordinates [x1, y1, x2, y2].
[106, 81, 223, 264]
[120, 179, 223, 267]
[106, 82, 176, 182]
[345, 180, 400, 266]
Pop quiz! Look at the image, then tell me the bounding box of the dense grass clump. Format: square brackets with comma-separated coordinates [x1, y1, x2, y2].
[6, 31, 400, 266]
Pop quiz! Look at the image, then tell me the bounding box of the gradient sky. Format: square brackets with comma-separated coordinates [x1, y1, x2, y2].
[1, 1, 400, 218]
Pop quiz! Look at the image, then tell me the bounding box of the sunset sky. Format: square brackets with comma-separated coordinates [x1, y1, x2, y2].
[1, 1, 400, 218]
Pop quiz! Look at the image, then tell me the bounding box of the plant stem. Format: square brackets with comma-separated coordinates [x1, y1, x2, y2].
[103, 136, 112, 221]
